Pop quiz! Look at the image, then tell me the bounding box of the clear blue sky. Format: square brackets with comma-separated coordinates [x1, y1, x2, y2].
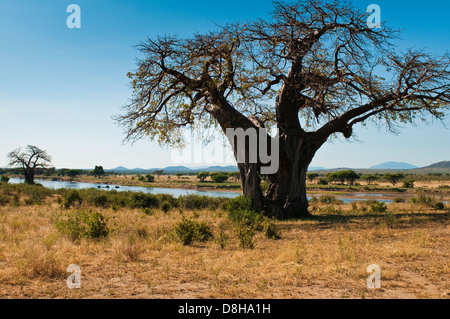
[0, 0, 449, 170]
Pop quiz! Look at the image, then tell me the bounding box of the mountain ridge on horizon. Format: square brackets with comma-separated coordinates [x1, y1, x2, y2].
[369, 161, 418, 170]
[104, 160, 450, 174]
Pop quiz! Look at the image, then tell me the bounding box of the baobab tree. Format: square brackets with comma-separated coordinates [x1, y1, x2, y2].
[7, 145, 52, 184]
[116, 0, 450, 219]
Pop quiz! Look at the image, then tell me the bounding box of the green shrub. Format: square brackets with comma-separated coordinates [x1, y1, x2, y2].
[434, 202, 445, 210]
[234, 223, 255, 249]
[161, 201, 171, 214]
[12, 194, 20, 206]
[177, 195, 210, 210]
[403, 180, 415, 189]
[393, 198, 406, 203]
[1, 175, 9, 183]
[85, 193, 109, 208]
[23, 185, 51, 205]
[216, 231, 229, 249]
[174, 217, 213, 246]
[369, 200, 387, 213]
[62, 190, 82, 208]
[224, 196, 263, 228]
[130, 193, 159, 209]
[142, 207, 154, 215]
[56, 210, 109, 242]
[317, 179, 328, 185]
[0, 194, 9, 206]
[318, 195, 343, 205]
[322, 205, 344, 215]
[262, 218, 281, 240]
[414, 192, 445, 210]
[384, 212, 397, 229]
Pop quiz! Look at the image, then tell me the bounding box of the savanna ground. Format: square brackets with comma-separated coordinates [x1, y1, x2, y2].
[0, 183, 448, 299]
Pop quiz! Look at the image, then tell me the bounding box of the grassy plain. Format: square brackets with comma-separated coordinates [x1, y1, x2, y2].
[0, 183, 448, 299]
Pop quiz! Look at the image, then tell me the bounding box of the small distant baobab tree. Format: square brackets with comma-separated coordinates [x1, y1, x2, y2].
[116, 0, 450, 219]
[7, 145, 52, 184]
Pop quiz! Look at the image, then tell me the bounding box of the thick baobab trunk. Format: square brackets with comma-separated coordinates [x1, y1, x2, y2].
[263, 134, 318, 219]
[235, 131, 321, 219]
[237, 162, 264, 212]
[24, 169, 35, 185]
[210, 97, 324, 219]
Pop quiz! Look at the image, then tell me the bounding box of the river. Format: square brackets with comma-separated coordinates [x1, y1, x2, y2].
[8, 178, 395, 203]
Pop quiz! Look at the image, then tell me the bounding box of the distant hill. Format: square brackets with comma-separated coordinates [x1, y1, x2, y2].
[200, 165, 239, 172]
[158, 166, 193, 173]
[108, 161, 450, 175]
[370, 162, 417, 170]
[420, 161, 450, 169]
[308, 167, 327, 171]
[108, 165, 238, 174]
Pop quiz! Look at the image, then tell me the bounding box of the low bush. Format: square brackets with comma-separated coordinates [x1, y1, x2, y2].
[262, 218, 281, 240]
[403, 180, 415, 189]
[414, 192, 446, 210]
[369, 200, 387, 213]
[216, 231, 230, 249]
[318, 195, 343, 205]
[234, 223, 255, 249]
[174, 217, 213, 246]
[224, 196, 264, 228]
[161, 201, 171, 214]
[62, 190, 82, 208]
[0, 194, 10, 206]
[434, 202, 445, 210]
[56, 210, 109, 242]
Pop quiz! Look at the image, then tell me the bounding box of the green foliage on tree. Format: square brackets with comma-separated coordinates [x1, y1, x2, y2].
[197, 171, 209, 182]
[327, 170, 360, 185]
[384, 173, 405, 186]
[307, 173, 320, 183]
[403, 179, 415, 188]
[1, 175, 10, 183]
[67, 169, 83, 180]
[361, 175, 379, 185]
[92, 166, 105, 178]
[212, 173, 229, 183]
[153, 170, 164, 178]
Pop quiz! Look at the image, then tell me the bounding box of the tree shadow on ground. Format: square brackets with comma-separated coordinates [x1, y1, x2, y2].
[280, 211, 449, 231]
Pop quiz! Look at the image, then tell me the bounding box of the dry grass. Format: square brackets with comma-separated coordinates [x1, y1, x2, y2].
[0, 194, 448, 299]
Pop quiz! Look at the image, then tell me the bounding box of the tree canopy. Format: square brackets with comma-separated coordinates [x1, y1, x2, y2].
[92, 166, 105, 178]
[7, 145, 52, 184]
[117, 0, 449, 145]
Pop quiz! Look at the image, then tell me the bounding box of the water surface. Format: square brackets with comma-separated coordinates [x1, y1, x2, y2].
[9, 178, 394, 203]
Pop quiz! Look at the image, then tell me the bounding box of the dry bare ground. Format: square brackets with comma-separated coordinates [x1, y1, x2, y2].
[0, 196, 448, 299]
